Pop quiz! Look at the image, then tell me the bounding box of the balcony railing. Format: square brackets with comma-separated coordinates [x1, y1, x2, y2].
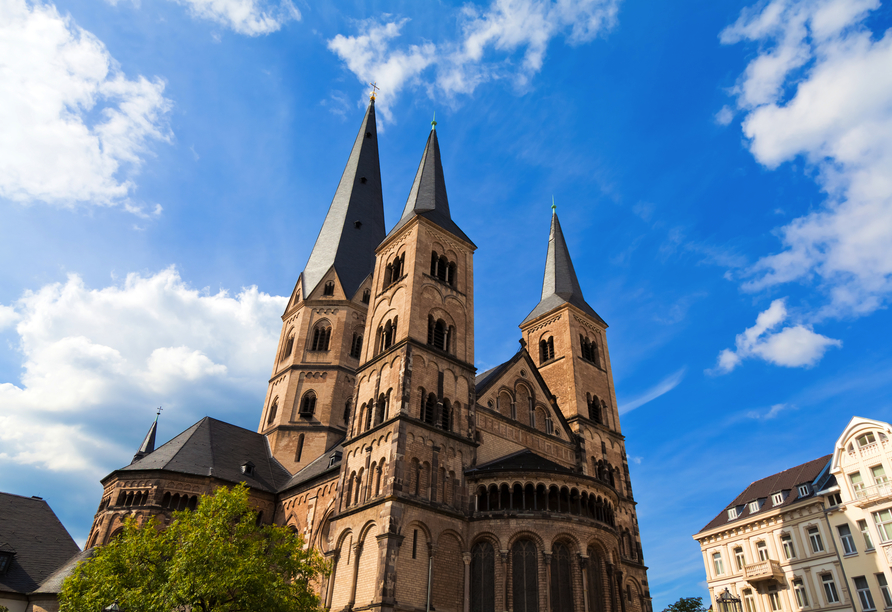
[847, 439, 891, 462]
[853, 481, 892, 505]
[744, 559, 784, 583]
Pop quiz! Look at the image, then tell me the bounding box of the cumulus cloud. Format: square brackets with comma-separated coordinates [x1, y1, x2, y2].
[153, 0, 299, 36]
[0, 0, 172, 211]
[712, 299, 841, 374]
[0, 268, 286, 475]
[722, 0, 892, 319]
[327, 0, 620, 120]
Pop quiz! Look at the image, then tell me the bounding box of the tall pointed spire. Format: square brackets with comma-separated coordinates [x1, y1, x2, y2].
[301, 101, 387, 299]
[387, 123, 473, 245]
[131, 411, 159, 464]
[521, 210, 605, 325]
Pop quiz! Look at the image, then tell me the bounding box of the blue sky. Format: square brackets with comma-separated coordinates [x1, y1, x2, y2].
[2, 0, 892, 606]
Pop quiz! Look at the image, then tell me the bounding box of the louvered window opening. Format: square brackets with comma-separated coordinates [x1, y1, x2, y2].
[540, 337, 555, 362]
[311, 326, 331, 351]
[471, 541, 495, 612]
[512, 540, 539, 612]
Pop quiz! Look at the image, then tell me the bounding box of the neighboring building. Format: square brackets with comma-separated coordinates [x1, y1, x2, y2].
[85, 97, 651, 612]
[693, 456, 851, 612]
[825, 418, 892, 612]
[0, 492, 82, 612]
[694, 417, 892, 612]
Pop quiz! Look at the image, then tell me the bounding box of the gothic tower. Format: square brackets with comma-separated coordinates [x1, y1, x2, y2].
[259, 99, 386, 473]
[325, 122, 478, 610]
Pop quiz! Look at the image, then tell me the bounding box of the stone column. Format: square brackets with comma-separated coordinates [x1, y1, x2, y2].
[544, 552, 553, 612]
[616, 569, 626, 612]
[374, 532, 403, 606]
[347, 541, 363, 610]
[606, 563, 616, 612]
[324, 550, 340, 609]
[500, 549, 510, 612]
[463, 552, 472, 612]
[579, 554, 590, 612]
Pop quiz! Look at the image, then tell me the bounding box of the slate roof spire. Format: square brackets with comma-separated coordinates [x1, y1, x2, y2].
[300, 100, 386, 299]
[132, 411, 159, 464]
[387, 121, 473, 245]
[521, 210, 605, 326]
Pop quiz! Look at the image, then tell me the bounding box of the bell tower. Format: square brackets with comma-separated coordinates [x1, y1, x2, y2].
[259, 99, 386, 474]
[326, 122, 478, 611]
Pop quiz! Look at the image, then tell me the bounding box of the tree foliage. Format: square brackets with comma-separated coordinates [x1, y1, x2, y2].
[662, 597, 708, 612]
[60, 484, 328, 612]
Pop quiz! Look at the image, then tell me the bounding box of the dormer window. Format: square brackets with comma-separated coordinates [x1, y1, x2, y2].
[728, 507, 740, 520]
[328, 451, 343, 468]
[749, 500, 762, 513]
[0, 549, 14, 575]
[241, 461, 255, 477]
[798, 484, 811, 497]
[772, 491, 788, 506]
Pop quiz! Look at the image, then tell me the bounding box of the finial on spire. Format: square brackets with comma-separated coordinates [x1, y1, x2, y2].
[369, 81, 380, 102]
[155, 406, 163, 421]
[431, 112, 437, 130]
[551, 195, 556, 213]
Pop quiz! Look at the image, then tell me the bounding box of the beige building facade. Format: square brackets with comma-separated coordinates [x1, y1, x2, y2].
[85, 99, 651, 612]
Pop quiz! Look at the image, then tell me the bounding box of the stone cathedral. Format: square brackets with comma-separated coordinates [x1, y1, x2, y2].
[86, 98, 652, 612]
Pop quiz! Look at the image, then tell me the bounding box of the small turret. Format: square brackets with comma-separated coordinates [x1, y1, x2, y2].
[131, 410, 160, 463]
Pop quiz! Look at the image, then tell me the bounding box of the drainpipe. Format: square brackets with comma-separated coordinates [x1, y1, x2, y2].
[426, 551, 434, 612]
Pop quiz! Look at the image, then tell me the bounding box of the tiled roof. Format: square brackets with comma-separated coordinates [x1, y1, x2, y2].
[117, 417, 292, 493]
[0, 493, 80, 595]
[31, 548, 95, 594]
[698, 454, 832, 533]
[280, 442, 344, 493]
[466, 450, 574, 475]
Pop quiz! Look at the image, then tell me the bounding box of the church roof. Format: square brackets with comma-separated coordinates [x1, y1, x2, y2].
[521, 211, 605, 326]
[117, 417, 292, 493]
[0, 492, 80, 595]
[300, 100, 386, 300]
[697, 454, 832, 534]
[131, 414, 158, 463]
[387, 126, 474, 246]
[466, 449, 574, 475]
[31, 548, 95, 595]
[280, 441, 344, 493]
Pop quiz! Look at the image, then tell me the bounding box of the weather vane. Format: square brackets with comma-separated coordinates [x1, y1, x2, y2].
[369, 82, 380, 101]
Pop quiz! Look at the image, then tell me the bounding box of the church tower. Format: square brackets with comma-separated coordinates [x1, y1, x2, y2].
[259, 99, 386, 473]
[325, 122, 478, 611]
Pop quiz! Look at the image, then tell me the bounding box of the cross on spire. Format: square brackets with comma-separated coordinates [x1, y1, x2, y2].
[369, 82, 380, 101]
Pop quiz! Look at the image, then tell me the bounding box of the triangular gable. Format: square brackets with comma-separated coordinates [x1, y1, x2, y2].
[305, 266, 344, 301]
[475, 348, 574, 442]
[284, 274, 304, 316]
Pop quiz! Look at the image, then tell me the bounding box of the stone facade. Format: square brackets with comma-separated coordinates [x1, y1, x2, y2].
[86, 100, 651, 612]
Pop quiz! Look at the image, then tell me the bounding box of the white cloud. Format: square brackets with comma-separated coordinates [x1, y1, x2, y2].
[619, 367, 686, 414]
[747, 403, 793, 420]
[0, 267, 286, 474]
[0, 0, 172, 211]
[162, 0, 299, 36]
[722, 0, 892, 319]
[328, 0, 620, 120]
[712, 299, 841, 374]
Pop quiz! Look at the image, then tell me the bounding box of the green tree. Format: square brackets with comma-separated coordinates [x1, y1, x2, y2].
[60, 484, 328, 612]
[662, 597, 708, 612]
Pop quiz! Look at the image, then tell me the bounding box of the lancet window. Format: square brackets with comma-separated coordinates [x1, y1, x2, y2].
[551, 543, 574, 612]
[267, 398, 278, 424]
[470, 541, 495, 612]
[512, 539, 539, 612]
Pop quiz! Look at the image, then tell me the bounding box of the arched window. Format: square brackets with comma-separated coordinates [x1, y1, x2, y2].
[361, 289, 371, 304]
[295, 434, 304, 462]
[343, 400, 351, 424]
[350, 332, 363, 358]
[540, 336, 555, 362]
[299, 391, 316, 417]
[512, 539, 539, 612]
[422, 393, 437, 425]
[345, 472, 355, 508]
[375, 393, 387, 425]
[311, 323, 331, 351]
[379, 317, 397, 352]
[587, 548, 605, 612]
[323, 281, 335, 296]
[267, 398, 278, 424]
[282, 332, 295, 359]
[364, 399, 373, 431]
[440, 399, 451, 431]
[430, 251, 439, 276]
[589, 394, 602, 424]
[427, 316, 449, 351]
[471, 541, 496, 612]
[431, 252, 457, 286]
[551, 543, 574, 612]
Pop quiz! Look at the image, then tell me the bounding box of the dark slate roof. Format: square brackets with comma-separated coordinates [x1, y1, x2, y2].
[132, 415, 158, 463]
[31, 548, 95, 595]
[0, 493, 80, 595]
[388, 127, 474, 246]
[280, 442, 344, 492]
[698, 454, 832, 533]
[117, 417, 291, 493]
[521, 212, 605, 326]
[301, 100, 386, 300]
[466, 450, 574, 475]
